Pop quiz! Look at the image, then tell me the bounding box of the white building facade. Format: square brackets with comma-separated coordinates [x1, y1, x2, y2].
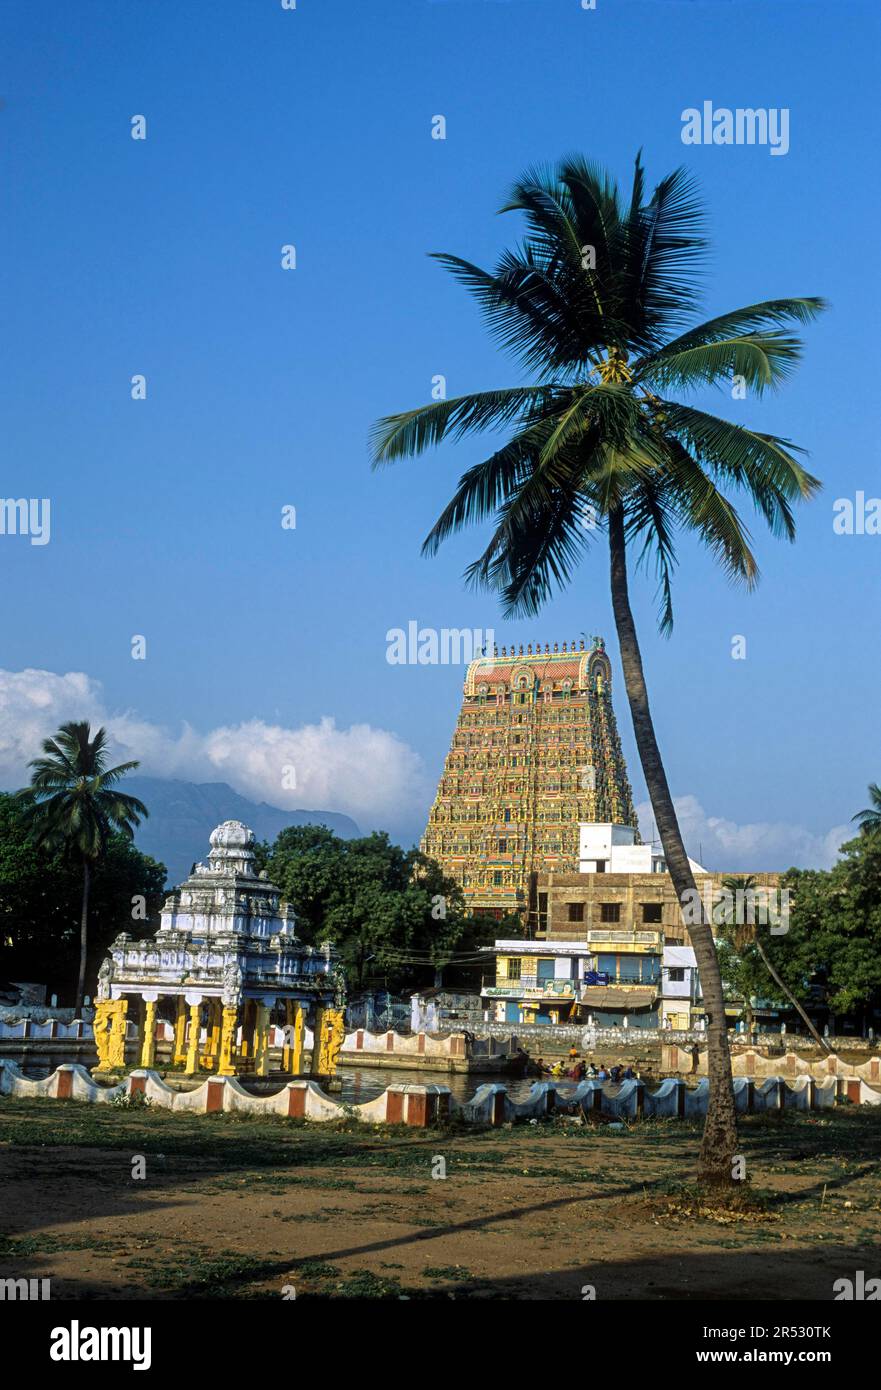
[578, 822, 706, 876]
[660, 944, 703, 1030]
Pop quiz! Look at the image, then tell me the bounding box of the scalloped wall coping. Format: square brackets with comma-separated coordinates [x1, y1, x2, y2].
[0, 1060, 862, 1124]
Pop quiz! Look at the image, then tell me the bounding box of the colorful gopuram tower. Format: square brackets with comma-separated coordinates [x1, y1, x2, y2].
[421, 638, 638, 919]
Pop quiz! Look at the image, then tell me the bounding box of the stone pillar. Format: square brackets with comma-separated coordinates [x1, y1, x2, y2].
[108, 998, 128, 1070]
[92, 999, 114, 1071]
[239, 999, 253, 1059]
[281, 999, 292, 1071]
[184, 999, 202, 1076]
[315, 1007, 346, 1077]
[254, 1002, 271, 1077]
[140, 998, 157, 1069]
[310, 1005, 326, 1076]
[289, 1003, 305, 1074]
[173, 996, 187, 1066]
[203, 998, 221, 1071]
[217, 1005, 238, 1076]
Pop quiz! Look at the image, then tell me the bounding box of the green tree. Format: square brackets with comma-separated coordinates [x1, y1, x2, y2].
[852, 782, 881, 835]
[266, 824, 347, 939]
[371, 154, 824, 1181]
[0, 791, 165, 1002]
[266, 825, 472, 993]
[17, 722, 149, 1010]
[784, 832, 881, 1026]
[716, 874, 828, 1050]
[322, 834, 467, 991]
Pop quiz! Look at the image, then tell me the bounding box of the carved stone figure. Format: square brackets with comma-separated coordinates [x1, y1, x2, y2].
[332, 964, 347, 1010]
[317, 1008, 346, 1075]
[96, 956, 115, 1001]
[221, 961, 243, 1008]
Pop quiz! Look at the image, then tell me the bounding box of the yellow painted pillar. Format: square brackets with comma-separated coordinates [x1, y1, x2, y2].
[291, 1003, 305, 1075]
[173, 996, 187, 1065]
[316, 1007, 346, 1077]
[310, 1005, 326, 1076]
[140, 999, 156, 1069]
[239, 999, 252, 1059]
[184, 1001, 201, 1075]
[93, 1000, 114, 1071]
[282, 1000, 293, 1072]
[108, 998, 128, 1070]
[209, 999, 221, 1063]
[283, 1002, 305, 1074]
[200, 999, 220, 1070]
[217, 1005, 238, 1076]
[254, 1003, 271, 1077]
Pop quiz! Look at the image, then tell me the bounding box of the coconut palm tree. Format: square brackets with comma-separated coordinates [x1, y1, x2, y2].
[371, 154, 824, 1182]
[18, 722, 148, 1011]
[852, 783, 881, 835]
[719, 875, 829, 1052]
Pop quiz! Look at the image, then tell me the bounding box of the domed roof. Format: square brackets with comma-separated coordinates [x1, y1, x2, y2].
[209, 820, 254, 852]
[206, 820, 257, 877]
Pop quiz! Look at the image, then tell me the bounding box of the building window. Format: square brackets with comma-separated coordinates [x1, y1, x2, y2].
[567, 902, 585, 923]
[642, 903, 663, 924]
[493, 871, 502, 886]
[506, 957, 521, 980]
[498, 839, 507, 853]
[667, 967, 685, 982]
[600, 903, 621, 924]
[504, 809, 511, 823]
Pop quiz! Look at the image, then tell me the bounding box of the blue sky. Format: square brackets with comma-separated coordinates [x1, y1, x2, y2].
[1, 0, 879, 868]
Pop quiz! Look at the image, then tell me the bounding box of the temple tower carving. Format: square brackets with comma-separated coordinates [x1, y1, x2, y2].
[421, 638, 638, 918]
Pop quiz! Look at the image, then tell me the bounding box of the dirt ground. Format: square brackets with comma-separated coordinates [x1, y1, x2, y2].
[1, 1096, 879, 1300]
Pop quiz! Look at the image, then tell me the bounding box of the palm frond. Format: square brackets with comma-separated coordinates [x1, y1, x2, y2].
[370, 386, 559, 464]
[625, 481, 679, 636]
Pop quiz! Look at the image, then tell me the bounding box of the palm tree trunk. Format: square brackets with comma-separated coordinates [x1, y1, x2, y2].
[608, 505, 737, 1183]
[76, 859, 91, 1014]
[753, 939, 831, 1052]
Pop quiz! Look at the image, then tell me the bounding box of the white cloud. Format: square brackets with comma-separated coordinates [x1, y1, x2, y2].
[636, 793, 849, 873]
[0, 668, 429, 832]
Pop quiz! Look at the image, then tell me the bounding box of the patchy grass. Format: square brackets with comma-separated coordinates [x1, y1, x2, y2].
[1, 1093, 879, 1299]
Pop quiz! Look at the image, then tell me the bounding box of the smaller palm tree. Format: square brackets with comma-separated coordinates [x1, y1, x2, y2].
[719, 875, 829, 1052]
[18, 722, 148, 1011]
[852, 783, 881, 835]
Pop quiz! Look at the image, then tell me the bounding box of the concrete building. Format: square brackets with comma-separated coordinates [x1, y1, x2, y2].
[409, 987, 485, 1034]
[480, 931, 663, 1028]
[660, 944, 702, 1030]
[487, 820, 782, 1031]
[577, 821, 706, 876]
[530, 825, 779, 945]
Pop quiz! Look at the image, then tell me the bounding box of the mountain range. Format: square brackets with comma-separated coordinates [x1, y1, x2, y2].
[122, 777, 361, 887]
